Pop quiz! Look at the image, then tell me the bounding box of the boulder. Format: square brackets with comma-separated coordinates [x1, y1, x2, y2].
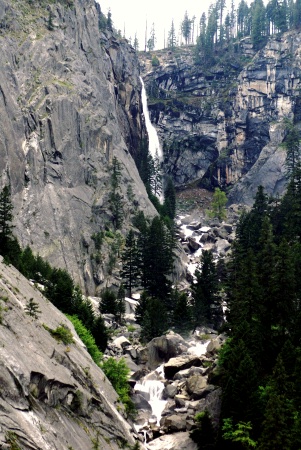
[161, 414, 188, 432]
[187, 221, 202, 230]
[163, 383, 178, 399]
[186, 375, 208, 398]
[131, 393, 152, 411]
[147, 332, 190, 369]
[220, 223, 233, 233]
[188, 236, 201, 251]
[146, 431, 198, 450]
[214, 239, 231, 255]
[164, 355, 203, 379]
[112, 336, 131, 349]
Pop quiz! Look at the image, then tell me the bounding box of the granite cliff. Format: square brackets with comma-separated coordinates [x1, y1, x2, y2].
[0, 255, 136, 449]
[0, 0, 155, 294]
[140, 31, 301, 205]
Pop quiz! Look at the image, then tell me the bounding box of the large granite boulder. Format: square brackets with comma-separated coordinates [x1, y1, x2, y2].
[147, 332, 190, 369]
[164, 355, 203, 380]
[146, 431, 198, 450]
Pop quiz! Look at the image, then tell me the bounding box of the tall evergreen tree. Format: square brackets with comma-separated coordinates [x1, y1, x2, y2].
[0, 185, 14, 256]
[167, 19, 177, 49]
[163, 176, 176, 220]
[181, 11, 192, 44]
[192, 250, 218, 328]
[121, 229, 139, 297]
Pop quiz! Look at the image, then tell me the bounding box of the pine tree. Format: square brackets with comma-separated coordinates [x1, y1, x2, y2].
[258, 356, 296, 450]
[167, 20, 177, 49]
[282, 120, 301, 177]
[181, 11, 192, 45]
[251, 0, 266, 49]
[116, 283, 126, 324]
[99, 289, 118, 316]
[133, 33, 139, 51]
[147, 23, 156, 51]
[142, 216, 174, 300]
[140, 297, 167, 342]
[107, 8, 113, 31]
[0, 185, 14, 256]
[192, 250, 218, 328]
[110, 157, 124, 229]
[163, 176, 176, 220]
[172, 290, 192, 334]
[25, 298, 41, 319]
[90, 314, 108, 352]
[121, 229, 139, 297]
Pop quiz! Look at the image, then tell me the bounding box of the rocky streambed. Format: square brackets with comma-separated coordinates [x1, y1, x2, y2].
[106, 329, 226, 449]
[103, 203, 243, 448]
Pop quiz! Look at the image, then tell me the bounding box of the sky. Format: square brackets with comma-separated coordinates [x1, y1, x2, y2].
[98, 0, 240, 51]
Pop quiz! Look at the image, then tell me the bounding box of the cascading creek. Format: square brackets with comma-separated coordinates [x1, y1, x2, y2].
[133, 365, 166, 443]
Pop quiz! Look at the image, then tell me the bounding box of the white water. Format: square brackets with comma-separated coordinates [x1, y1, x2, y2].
[188, 340, 209, 356]
[140, 77, 163, 161]
[134, 365, 166, 427]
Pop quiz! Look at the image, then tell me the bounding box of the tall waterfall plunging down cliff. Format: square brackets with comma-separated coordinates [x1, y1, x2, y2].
[140, 77, 163, 162]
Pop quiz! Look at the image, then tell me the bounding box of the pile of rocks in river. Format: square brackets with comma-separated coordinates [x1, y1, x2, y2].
[106, 329, 227, 449]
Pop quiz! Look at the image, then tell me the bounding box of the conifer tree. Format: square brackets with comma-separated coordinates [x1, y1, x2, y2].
[99, 288, 118, 316]
[25, 298, 41, 319]
[147, 23, 156, 51]
[116, 283, 126, 324]
[167, 20, 177, 49]
[172, 290, 192, 334]
[121, 229, 139, 297]
[133, 33, 139, 51]
[181, 11, 192, 44]
[0, 185, 14, 256]
[192, 250, 218, 328]
[163, 176, 176, 220]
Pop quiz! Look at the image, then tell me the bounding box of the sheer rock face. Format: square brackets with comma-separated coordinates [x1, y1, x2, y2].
[0, 255, 135, 449]
[140, 32, 301, 204]
[0, 0, 155, 294]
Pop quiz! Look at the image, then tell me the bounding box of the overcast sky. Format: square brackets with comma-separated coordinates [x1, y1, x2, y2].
[98, 0, 242, 50]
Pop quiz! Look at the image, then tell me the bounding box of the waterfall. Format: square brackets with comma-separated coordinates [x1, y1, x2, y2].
[140, 77, 163, 161]
[135, 379, 166, 426]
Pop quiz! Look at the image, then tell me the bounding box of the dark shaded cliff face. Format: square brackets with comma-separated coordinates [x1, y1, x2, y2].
[140, 33, 301, 204]
[0, 0, 155, 293]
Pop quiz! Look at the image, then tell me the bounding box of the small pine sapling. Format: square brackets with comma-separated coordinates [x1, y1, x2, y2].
[25, 298, 41, 319]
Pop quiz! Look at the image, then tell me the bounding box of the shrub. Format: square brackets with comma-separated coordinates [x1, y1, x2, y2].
[151, 55, 160, 66]
[66, 315, 102, 364]
[43, 324, 74, 345]
[101, 357, 135, 416]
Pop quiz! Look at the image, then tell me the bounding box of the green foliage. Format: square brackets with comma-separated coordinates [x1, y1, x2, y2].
[44, 324, 74, 345]
[5, 431, 21, 450]
[66, 315, 102, 364]
[192, 250, 219, 328]
[25, 298, 41, 319]
[206, 187, 227, 221]
[91, 231, 104, 250]
[100, 357, 135, 415]
[222, 418, 257, 448]
[0, 185, 15, 258]
[99, 288, 118, 316]
[110, 157, 124, 229]
[190, 410, 216, 449]
[151, 55, 160, 66]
